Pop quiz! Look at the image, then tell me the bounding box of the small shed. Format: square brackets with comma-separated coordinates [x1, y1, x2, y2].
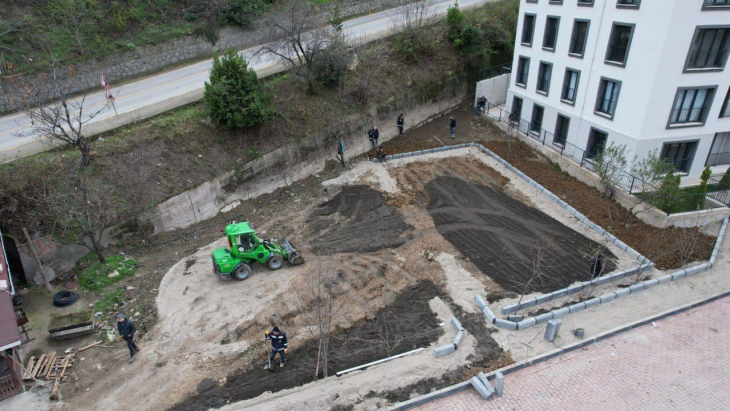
[0, 229, 23, 401]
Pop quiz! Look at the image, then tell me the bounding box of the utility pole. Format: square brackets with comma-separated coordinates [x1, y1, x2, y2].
[22, 228, 53, 293]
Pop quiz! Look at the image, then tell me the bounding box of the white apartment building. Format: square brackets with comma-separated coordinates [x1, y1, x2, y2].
[506, 0, 730, 181]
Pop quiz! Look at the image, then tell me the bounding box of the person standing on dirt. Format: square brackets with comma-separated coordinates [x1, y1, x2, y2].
[376, 146, 387, 162]
[117, 314, 140, 363]
[397, 114, 405, 136]
[449, 116, 457, 140]
[476, 96, 487, 114]
[368, 126, 379, 150]
[265, 326, 288, 369]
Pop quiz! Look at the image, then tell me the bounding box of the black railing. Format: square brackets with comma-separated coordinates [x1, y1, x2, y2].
[706, 151, 730, 167]
[477, 63, 512, 81]
[687, 50, 727, 69]
[484, 101, 730, 212]
[670, 106, 707, 124]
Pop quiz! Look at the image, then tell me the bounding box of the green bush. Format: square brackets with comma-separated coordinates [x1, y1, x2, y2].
[204, 50, 272, 129]
[221, 0, 270, 29]
[393, 33, 433, 64]
[446, 1, 465, 40]
[655, 170, 682, 213]
[694, 166, 712, 210]
[719, 167, 730, 190]
[77, 255, 139, 291]
[313, 38, 351, 88]
[95, 289, 125, 313]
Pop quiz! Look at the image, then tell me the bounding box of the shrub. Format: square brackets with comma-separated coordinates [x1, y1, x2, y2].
[446, 1, 464, 40]
[77, 254, 139, 291]
[204, 50, 272, 129]
[221, 0, 270, 29]
[719, 167, 730, 190]
[693, 166, 712, 210]
[656, 170, 681, 213]
[312, 37, 351, 88]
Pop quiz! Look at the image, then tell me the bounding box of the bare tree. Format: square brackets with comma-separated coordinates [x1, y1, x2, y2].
[15, 60, 111, 166]
[578, 242, 616, 300]
[257, 0, 331, 94]
[44, 164, 119, 263]
[621, 149, 675, 227]
[108, 144, 162, 239]
[594, 142, 628, 221]
[388, 0, 434, 34]
[511, 238, 558, 316]
[294, 264, 349, 378]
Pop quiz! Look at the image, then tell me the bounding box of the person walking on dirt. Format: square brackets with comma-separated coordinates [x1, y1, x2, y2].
[265, 326, 288, 369]
[449, 116, 457, 140]
[368, 126, 380, 150]
[397, 114, 405, 136]
[117, 314, 140, 363]
[376, 146, 387, 162]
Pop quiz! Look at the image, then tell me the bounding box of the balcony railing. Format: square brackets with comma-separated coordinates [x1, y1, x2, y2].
[687, 50, 728, 69]
[706, 151, 730, 167]
[670, 107, 708, 124]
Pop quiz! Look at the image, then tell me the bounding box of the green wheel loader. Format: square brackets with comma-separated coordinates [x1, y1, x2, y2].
[211, 222, 304, 281]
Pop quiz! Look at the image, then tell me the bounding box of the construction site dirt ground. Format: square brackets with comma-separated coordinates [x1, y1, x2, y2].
[32, 107, 727, 411]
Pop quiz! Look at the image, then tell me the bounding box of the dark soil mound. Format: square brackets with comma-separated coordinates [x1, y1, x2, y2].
[167, 281, 444, 411]
[427, 176, 617, 293]
[308, 185, 413, 254]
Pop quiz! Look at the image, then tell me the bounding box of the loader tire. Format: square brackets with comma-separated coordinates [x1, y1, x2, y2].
[267, 255, 284, 270]
[232, 263, 252, 281]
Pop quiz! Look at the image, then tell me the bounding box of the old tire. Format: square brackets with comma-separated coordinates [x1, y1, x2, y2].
[53, 291, 79, 307]
[232, 263, 252, 281]
[267, 255, 284, 270]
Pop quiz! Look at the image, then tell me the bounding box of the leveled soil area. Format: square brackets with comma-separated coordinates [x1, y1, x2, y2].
[167, 280, 445, 411]
[427, 176, 616, 292]
[308, 185, 413, 254]
[483, 140, 715, 269]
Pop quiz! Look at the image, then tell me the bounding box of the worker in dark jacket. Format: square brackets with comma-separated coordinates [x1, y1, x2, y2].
[264, 326, 288, 369]
[397, 114, 405, 135]
[368, 126, 380, 150]
[449, 116, 457, 139]
[117, 314, 140, 363]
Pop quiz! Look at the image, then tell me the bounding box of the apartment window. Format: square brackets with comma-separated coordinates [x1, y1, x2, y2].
[530, 105, 544, 134]
[549, 0, 563, 4]
[685, 27, 730, 71]
[721, 87, 730, 118]
[561, 69, 580, 105]
[617, 0, 640, 8]
[521, 14, 536, 45]
[577, 0, 594, 6]
[595, 78, 622, 119]
[543, 17, 560, 51]
[605, 23, 635, 66]
[586, 128, 608, 159]
[668, 87, 716, 126]
[661, 141, 698, 173]
[706, 132, 730, 167]
[703, 0, 730, 10]
[536, 62, 553, 95]
[511, 97, 523, 122]
[554, 114, 570, 146]
[516, 56, 530, 87]
[569, 20, 590, 57]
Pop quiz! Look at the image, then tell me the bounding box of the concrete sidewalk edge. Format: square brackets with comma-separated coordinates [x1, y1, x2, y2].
[383, 288, 730, 411]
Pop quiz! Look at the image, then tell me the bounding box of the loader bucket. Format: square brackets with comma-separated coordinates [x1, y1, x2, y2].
[281, 239, 304, 265]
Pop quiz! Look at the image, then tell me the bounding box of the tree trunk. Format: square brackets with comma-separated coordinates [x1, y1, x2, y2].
[79, 137, 91, 167]
[321, 338, 329, 378]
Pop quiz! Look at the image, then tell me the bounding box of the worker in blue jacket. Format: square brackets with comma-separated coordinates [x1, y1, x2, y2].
[265, 326, 288, 369]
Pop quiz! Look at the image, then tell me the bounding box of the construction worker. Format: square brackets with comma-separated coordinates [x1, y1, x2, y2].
[397, 114, 405, 136]
[264, 326, 288, 369]
[376, 146, 387, 162]
[449, 116, 457, 140]
[368, 126, 379, 150]
[476, 96, 487, 114]
[117, 314, 140, 363]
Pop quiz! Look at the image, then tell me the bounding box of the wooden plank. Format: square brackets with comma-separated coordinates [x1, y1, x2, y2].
[43, 353, 56, 379]
[50, 377, 60, 401]
[31, 354, 45, 378]
[22, 356, 36, 380]
[41, 352, 55, 378]
[78, 341, 103, 352]
[59, 357, 70, 380]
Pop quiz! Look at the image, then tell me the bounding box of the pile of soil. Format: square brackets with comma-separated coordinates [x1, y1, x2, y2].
[167, 281, 445, 411]
[427, 176, 617, 293]
[483, 140, 716, 269]
[308, 185, 414, 254]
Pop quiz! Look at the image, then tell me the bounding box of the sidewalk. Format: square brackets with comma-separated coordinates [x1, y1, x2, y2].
[414, 296, 730, 411]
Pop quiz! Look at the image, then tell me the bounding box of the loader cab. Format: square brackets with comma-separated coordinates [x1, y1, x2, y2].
[224, 222, 259, 257]
[237, 234, 257, 253]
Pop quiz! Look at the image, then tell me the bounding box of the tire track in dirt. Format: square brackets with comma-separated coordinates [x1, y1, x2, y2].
[427, 176, 616, 293]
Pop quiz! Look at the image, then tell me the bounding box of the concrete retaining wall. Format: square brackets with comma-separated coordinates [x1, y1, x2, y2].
[474, 74, 511, 107]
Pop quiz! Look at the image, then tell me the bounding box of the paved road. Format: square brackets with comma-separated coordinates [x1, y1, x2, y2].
[0, 0, 488, 162]
[414, 296, 730, 411]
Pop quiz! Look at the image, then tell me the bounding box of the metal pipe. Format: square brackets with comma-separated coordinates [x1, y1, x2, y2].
[336, 348, 424, 376]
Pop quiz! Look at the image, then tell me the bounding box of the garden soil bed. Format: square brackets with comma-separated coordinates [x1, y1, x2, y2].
[308, 185, 414, 254]
[427, 176, 616, 292]
[167, 280, 445, 411]
[483, 140, 716, 269]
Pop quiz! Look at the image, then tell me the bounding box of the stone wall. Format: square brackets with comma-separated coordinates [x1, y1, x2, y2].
[0, 0, 411, 114]
[474, 73, 510, 107]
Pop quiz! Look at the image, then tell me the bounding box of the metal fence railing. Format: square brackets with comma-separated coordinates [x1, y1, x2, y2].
[477, 63, 512, 81]
[484, 101, 730, 213]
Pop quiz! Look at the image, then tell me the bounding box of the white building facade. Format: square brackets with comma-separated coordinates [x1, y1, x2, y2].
[506, 0, 730, 181]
